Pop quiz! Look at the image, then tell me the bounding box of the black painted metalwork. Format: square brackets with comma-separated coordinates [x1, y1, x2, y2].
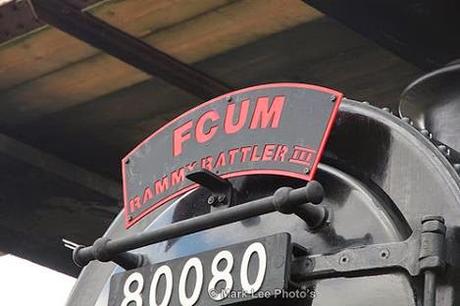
[290, 216, 446, 306]
[290, 217, 445, 277]
[29, 0, 231, 100]
[400, 62, 460, 154]
[72, 181, 325, 268]
[186, 169, 234, 207]
[66, 98, 460, 306]
[274, 186, 327, 230]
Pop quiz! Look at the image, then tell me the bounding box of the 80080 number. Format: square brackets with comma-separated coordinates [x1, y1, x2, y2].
[120, 242, 267, 306]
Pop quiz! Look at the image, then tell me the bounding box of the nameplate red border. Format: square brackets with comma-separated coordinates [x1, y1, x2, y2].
[122, 83, 342, 228]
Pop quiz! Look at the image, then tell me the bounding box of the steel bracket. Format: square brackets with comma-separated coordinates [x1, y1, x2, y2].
[186, 169, 234, 209]
[290, 215, 446, 306]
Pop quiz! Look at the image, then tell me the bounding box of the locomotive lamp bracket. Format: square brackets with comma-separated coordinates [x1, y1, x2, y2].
[186, 169, 235, 209]
[289, 215, 446, 306]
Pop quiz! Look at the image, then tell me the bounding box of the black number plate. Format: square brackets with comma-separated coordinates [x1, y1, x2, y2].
[109, 233, 291, 305]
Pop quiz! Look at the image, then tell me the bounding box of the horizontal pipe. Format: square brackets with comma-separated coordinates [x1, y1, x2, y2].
[74, 181, 324, 267]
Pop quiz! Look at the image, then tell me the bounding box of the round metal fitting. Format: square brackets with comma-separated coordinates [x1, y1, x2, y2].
[207, 195, 216, 205]
[339, 255, 349, 265]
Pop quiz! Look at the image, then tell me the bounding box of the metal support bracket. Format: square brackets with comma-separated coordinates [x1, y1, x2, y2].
[186, 169, 234, 208]
[290, 215, 446, 306]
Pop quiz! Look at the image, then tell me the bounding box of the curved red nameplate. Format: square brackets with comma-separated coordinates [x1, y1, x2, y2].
[122, 83, 342, 228]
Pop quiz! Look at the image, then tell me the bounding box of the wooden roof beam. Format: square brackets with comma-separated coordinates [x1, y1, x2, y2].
[31, 0, 232, 100]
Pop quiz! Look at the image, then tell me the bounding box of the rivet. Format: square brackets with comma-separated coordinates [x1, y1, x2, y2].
[330, 95, 337, 103]
[420, 129, 431, 138]
[339, 255, 349, 265]
[125, 158, 130, 164]
[382, 107, 391, 112]
[380, 248, 390, 259]
[226, 96, 232, 103]
[401, 117, 413, 125]
[304, 167, 311, 175]
[362, 101, 370, 105]
[438, 145, 449, 155]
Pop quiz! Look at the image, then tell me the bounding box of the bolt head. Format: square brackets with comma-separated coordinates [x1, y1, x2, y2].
[217, 195, 226, 203]
[330, 95, 337, 103]
[438, 144, 450, 155]
[207, 195, 216, 205]
[226, 96, 233, 102]
[304, 167, 311, 175]
[401, 117, 412, 124]
[380, 248, 390, 259]
[339, 255, 349, 265]
[420, 129, 431, 138]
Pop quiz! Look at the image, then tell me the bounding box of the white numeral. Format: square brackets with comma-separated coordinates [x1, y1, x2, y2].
[149, 265, 173, 306]
[121, 272, 144, 306]
[119, 242, 268, 305]
[240, 242, 267, 294]
[178, 257, 203, 306]
[208, 250, 234, 301]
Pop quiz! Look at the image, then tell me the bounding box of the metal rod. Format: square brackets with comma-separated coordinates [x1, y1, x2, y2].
[424, 270, 436, 306]
[62, 238, 79, 250]
[73, 181, 324, 267]
[30, 0, 232, 100]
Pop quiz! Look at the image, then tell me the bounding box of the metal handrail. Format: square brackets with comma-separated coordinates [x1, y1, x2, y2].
[71, 181, 325, 269]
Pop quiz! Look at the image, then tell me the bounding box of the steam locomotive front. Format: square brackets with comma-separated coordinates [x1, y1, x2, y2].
[66, 76, 460, 306]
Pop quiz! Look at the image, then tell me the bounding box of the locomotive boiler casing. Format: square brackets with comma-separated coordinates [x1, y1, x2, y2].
[67, 91, 460, 306]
